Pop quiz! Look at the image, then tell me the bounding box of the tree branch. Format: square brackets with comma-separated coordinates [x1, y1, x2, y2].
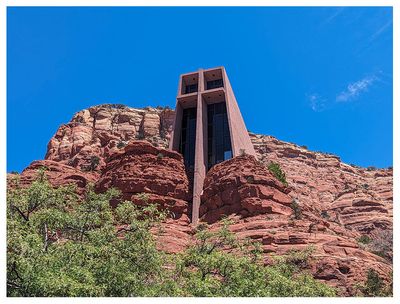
[43, 223, 49, 252]
[11, 205, 29, 221]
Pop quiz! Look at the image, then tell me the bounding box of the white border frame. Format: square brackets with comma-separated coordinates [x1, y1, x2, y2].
[1, 1, 397, 304]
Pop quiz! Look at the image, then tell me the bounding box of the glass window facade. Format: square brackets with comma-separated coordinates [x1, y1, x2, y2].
[179, 107, 197, 168]
[206, 79, 223, 90]
[207, 102, 232, 170]
[185, 84, 198, 94]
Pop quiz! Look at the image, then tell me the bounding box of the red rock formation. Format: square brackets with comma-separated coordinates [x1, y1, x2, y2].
[200, 155, 391, 295]
[11, 104, 392, 295]
[45, 104, 174, 172]
[226, 213, 391, 296]
[43, 105, 392, 244]
[250, 134, 393, 239]
[200, 155, 292, 223]
[8, 160, 98, 195]
[96, 140, 189, 208]
[95, 140, 191, 253]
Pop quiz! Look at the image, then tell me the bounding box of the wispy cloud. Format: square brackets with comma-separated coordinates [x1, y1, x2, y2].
[307, 93, 327, 112]
[321, 7, 346, 26]
[307, 72, 382, 112]
[354, 10, 392, 57]
[369, 19, 392, 43]
[336, 75, 378, 102]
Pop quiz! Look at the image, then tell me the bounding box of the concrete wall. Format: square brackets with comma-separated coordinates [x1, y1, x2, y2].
[170, 67, 255, 224]
[192, 70, 206, 224]
[169, 102, 183, 151]
[222, 68, 256, 157]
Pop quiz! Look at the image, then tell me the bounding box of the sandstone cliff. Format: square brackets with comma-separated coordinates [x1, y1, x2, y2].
[8, 104, 393, 296]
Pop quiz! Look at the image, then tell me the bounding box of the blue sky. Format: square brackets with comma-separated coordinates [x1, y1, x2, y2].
[7, 7, 393, 172]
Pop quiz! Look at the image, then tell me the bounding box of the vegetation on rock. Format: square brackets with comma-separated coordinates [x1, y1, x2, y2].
[356, 269, 392, 297]
[290, 199, 302, 220]
[355, 232, 392, 262]
[267, 162, 288, 187]
[7, 170, 336, 297]
[357, 235, 371, 245]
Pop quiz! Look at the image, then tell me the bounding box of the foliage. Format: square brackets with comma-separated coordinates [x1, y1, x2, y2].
[173, 222, 334, 297]
[7, 172, 336, 297]
[239, 149, 246, 156]
[245, 176, 255, 183]
[278, 246, 315, 269]
[108, 104, 127, 109]
[361, 183, 369, 190]
[357, 269, 392, 297]
[267, 162, 288, 187]
[157, 153, 164, 160]
[357, 235, 371, 245]
[135, 192, 150, 203]
[90, 156, 100, 171]
[136, 132, 145, 140]
[367, 230, 392, 262]
[117, 141, 127, 149]
[356, 231, 393, 262]
[156, 105, 171, 111]
[7, 171, 166, 296]
[321, 210, 329, 219]
[290, 199, 302, 220]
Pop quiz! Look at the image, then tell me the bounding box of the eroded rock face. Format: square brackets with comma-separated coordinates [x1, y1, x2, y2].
[8, 160, 98, 195]
[45, 105, 174, 172]
[226, 213, 391, 296]
[250, 134, 393, 239]
[11, 104, 392, 295]
[94, 140, 192, 254]
[200, 156, 392, 296]
[96, 140, 190, 218]
[200, 155, 292, 223]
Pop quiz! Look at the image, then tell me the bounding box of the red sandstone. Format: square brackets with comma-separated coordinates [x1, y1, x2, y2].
[7, 104, 392, 296]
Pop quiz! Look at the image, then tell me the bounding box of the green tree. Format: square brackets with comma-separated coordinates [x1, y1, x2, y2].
[173, 220, 335, 297]
[267, 162, 288, 187]
[357, 269, 393, 297]
[7, 170, 336, 297]
[7, 169, 168, 296]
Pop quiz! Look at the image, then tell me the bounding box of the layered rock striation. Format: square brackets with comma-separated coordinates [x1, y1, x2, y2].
[8, 160, 98, 195]
[45, 104, 174, 172]
[250, 134, 393, 239]
[198, 154, 391, 295]
[8, 104, 392, 295]
[200, 155, 292, 223]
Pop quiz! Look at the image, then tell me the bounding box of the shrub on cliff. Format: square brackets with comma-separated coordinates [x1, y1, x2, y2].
[173, 220, 335, 297]
[90, 155, 100, 171]
[365, 230, 393, 262]
[7, 171, 335, 297]
[267, 162, 288, 187]
[356, 269, 392, 297]
[290, 199, 302, 220]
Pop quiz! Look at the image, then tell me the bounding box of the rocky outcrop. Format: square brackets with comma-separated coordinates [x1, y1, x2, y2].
[250, 134, 393, 240]
[200, 156, 391, 295]
[8, 160, 98, 195]
[200, 155, 292, 223]
[95, 140, 189, 217]
[11, 104, 392, 295]
[45, 104, 174, 172]
[43, 105, 392, 244]
[94, 140, 191, 254]
[220, 213, 391, 296]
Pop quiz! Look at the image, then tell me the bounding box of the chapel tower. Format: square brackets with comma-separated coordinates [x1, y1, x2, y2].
[169, 67, 256, 223]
